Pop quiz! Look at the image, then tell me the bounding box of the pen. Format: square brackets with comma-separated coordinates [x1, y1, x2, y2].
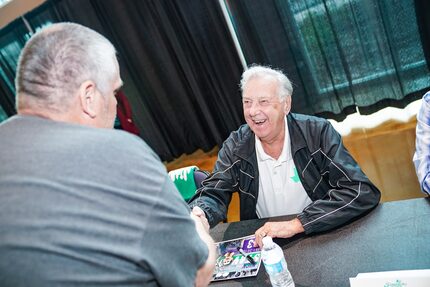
[236, 247, 256, 265]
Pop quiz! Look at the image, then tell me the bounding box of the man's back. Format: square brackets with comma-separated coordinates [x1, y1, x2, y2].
[0, 115, 208, 286]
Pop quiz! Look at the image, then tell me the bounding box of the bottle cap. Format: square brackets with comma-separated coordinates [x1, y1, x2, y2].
[262, 236, 274, 248]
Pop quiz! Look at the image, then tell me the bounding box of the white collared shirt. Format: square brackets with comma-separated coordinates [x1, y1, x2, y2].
[255, 117, 312, 218]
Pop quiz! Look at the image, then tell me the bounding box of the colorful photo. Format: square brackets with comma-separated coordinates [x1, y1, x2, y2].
[212, 235, 262, 282]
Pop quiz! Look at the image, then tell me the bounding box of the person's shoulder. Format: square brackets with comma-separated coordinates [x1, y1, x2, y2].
[290, 113, 329, 128]
[222, 123, 253, 149]
[417, 92, 430, 124]
[85, 128, 165, 176]
[95, 128, 144, 147]
[230, 123, 252, 140]
[289, 113, 337, 143]
[90, 128, 155, 156]
[421, 91, 430, 110]
[46, 121, 157, 163]
[290, 112, 326, 121]
[423, 91, 430, 103]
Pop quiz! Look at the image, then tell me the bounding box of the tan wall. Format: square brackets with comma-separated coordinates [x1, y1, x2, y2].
[0, 0, 46, 29]
[343, 117, 424, 202]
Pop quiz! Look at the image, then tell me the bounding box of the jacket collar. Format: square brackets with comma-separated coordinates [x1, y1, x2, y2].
[233, 125, 256, 163]
[287, 113, 308, 155]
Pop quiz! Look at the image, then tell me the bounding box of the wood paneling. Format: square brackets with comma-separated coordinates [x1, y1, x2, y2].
[0, 0, 46, 29]
[343, 117, 423, 202]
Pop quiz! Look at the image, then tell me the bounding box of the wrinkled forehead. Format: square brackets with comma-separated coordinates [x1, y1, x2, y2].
[242, 76, 280, 99]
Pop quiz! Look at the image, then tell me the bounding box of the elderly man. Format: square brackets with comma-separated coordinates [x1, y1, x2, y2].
[0, 23, 215, 286]
[190, 65, 381, 247]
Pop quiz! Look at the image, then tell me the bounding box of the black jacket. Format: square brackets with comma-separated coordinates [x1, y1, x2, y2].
[190, 113, 381, 234]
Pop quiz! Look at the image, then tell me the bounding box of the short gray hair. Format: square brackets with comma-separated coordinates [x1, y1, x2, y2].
[240, 65, 293, 101]
[16, 22, 117, 112]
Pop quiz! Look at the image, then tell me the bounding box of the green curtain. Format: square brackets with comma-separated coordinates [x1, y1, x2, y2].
[2, 0, 430, 153]
[415, 0, 430, 69]
[0, 105, 7, 121]
[225, 0, 430, 120]
[0, 4, 56, 117]
[0, 19, 30, 116]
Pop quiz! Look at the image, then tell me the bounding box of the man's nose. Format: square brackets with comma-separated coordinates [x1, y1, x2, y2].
[249, 101, 260, 116]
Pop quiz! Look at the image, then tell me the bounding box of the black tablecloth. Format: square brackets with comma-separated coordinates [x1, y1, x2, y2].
[209, 198, 430, 287]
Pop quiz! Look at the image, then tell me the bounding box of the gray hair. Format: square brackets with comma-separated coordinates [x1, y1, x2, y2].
[240, 65, 293, 101]
[16, 22, 117, 112]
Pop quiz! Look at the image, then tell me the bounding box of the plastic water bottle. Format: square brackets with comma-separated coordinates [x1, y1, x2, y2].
[261, 236, 295, 287]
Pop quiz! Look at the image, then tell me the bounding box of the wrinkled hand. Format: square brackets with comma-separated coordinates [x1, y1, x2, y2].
[191, 206, 210, 232]
[254, 218, 304, 247]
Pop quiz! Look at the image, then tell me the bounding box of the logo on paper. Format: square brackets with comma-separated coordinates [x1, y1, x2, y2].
[384, 279, 406, 287]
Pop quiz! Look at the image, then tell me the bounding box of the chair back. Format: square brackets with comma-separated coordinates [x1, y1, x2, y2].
[168, 166, 208, 201]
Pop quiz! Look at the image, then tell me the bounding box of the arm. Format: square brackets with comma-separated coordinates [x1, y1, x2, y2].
[111, 135, 214, 286]
[297, 120, 381, 234]
[413, 92, 430, 196]
[191, 208, 216, 287]
[138, 167, 215, 286]
[188, 134, 240, 227]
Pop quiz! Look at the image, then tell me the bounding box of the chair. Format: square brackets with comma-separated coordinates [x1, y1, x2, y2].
[168, 165, 209, 201]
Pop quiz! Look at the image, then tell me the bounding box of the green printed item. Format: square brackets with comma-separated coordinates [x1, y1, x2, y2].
[169, 165, 198, 201]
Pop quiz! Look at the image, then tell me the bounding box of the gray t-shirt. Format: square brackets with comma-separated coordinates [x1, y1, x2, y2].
[0, 115, 208, 287]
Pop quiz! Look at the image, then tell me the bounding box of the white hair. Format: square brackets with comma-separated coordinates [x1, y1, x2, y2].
[240, 65, 293, 101]
[16, 22, 117, 112]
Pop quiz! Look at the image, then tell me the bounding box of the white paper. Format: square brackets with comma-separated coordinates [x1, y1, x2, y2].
[349, 269, 430, 287]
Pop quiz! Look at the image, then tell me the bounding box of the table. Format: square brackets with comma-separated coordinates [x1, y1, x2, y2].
[209, 198, 430, 287]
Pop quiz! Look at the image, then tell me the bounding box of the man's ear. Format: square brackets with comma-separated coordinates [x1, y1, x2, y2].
[78, 80, 97, 118]
[284, 96, 292, 114]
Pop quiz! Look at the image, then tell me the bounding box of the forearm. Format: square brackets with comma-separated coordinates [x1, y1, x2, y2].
[413, 155, 430, 195]
[189, 194, 229, 228]
[194, 229, 216, 287]
[189, 142, 239, 227]
[191, 213, 216, 287]
[298, 182, 380, 234]
[421, 174, 430, 196]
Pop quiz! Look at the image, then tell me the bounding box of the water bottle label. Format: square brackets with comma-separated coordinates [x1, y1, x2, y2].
[265, 261, 284, 274]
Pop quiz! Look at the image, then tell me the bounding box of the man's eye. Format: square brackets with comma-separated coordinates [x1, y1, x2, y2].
[259, 100, 269, 105]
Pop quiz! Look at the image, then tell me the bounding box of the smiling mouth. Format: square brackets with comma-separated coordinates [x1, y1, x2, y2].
[253, 119, 266, 126]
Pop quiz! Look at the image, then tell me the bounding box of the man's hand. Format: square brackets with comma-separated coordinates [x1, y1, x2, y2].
[254, 218, 304, 247]
[191, 206, 210, 232]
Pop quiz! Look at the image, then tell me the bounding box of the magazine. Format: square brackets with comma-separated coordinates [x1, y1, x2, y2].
[212, 234, 262, 282]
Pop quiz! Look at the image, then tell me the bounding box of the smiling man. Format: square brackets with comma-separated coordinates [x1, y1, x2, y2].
[189, 65, 381, 247]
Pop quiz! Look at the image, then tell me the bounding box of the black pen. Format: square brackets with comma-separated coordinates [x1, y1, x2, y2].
[236, 247, 256, 265]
